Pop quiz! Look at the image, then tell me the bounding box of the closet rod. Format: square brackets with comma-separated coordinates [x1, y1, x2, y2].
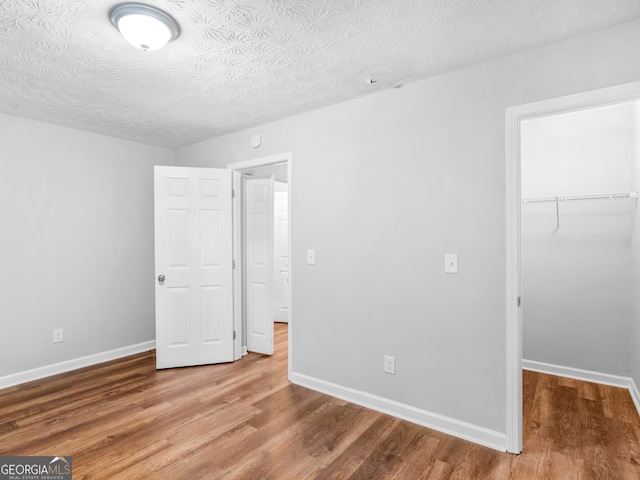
[521, 191, 639, 204]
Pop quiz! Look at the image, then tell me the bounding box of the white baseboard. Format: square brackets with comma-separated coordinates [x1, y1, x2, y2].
[0, 340, 156, 390]
[523, 359, 640, 416]
[291, 372, 506, 452]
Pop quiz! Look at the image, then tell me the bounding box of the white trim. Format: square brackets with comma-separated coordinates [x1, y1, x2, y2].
[228, 153, 293, 380]
[287, 158, 293, 381]
[630, 378, 640, 415]
[228, 153, 291, 171]
[505, 107, 522, 454]
[506, 81, 640, 454]
[291, 372, 507, 452]
[523, 359, 640, 417]
[0, 341, 155, 390]
[524, 359, 635, 388]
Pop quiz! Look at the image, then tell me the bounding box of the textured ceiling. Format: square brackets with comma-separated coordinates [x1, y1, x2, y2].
[1, 0, 639, 149]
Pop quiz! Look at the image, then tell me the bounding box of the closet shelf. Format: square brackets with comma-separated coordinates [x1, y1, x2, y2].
[522, 191, 638, 204]
[521, 191, 638, 229]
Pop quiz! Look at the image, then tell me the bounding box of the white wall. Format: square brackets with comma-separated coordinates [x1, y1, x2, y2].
[521, 104, 634, 375]
[175, 20, 640, 442]
[0, 114, 174, 379]
[632, 103, 640, 386]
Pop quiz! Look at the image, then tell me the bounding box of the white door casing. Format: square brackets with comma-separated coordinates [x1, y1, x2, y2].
[245, 176, 275, 355]
[505, 81, 640, 454]
[273, 183, 289, 323]
[154, 166, 234, 369]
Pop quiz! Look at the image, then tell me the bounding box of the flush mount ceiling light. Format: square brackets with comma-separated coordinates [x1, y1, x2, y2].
[109, 3, 180, 51]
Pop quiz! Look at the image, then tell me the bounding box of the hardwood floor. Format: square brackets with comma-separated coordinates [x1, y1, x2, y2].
[1, 323, 640, 479]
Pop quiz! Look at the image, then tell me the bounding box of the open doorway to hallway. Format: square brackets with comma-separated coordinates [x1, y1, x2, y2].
[228, 154, 293, 379]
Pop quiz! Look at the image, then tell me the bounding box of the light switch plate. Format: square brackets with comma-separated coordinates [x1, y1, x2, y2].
[307, 249, 316, 265]
[445, 254, 458, 274]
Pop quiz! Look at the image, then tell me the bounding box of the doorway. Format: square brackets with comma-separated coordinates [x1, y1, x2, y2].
[153, 155, 292, 375]
[505, 81, 640, 453]
[521, 103, 636, 377]
[228, 153, 293, 379]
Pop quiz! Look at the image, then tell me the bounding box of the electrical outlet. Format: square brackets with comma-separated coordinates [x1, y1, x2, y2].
[53, 329, 64, 344]
[384, 355, 395, 375]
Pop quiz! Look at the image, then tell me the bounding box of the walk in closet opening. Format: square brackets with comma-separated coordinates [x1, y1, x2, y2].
[520, 100, 640, 383]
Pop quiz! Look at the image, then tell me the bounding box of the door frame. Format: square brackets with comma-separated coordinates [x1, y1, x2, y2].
[228, 153, 293, 379]
[505, 81, 640, 453]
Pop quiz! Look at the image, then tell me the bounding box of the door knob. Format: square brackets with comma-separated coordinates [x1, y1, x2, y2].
[158, 275, 165, 282]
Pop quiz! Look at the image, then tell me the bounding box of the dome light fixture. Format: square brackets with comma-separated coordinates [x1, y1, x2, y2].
[109, 3, 180, 51]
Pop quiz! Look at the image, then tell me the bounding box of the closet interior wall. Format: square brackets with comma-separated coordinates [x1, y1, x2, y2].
[521, 102, 638, 378]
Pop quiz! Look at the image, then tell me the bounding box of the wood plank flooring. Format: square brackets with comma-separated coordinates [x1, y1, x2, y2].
[1, 323, 640, 479]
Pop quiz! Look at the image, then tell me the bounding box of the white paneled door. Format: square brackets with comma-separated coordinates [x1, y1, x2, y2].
[154, 166, 234, 369]
[245, 177, 274, 355]
[273, 183, 289, 323]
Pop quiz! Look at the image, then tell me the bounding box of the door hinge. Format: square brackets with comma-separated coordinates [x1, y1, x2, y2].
[232, 189, 235, 198]
[233, 330, 237, 340]
[233, 260, 236, 269]
[517, 296, 521, 307]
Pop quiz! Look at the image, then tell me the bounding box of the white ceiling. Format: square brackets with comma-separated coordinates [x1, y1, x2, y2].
[1, 0, 639, 149]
